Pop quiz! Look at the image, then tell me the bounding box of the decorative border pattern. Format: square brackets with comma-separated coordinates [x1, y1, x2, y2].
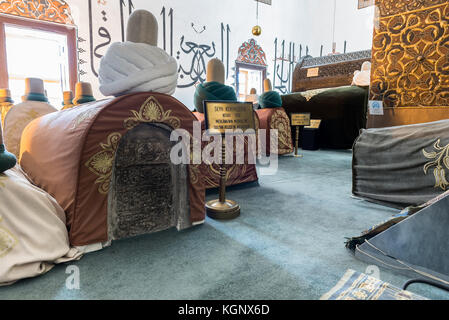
[236, 39, 268, 66]
[375, 0, 447, 18]
[301, 50, 372, 68]
[0, 0, 74, 25]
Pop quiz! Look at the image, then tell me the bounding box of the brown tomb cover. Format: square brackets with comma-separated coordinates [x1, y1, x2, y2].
[353, 119, 449, 207]
[19, 93, 206, 246]
[256, 108, 294, 155]
[193, 112, 259, 189]
[368, 0, 449, 128]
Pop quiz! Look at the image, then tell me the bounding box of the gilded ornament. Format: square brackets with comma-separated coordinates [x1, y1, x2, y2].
[423, 139, 449, 190]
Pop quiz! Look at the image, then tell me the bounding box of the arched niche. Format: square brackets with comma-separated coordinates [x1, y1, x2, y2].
[108, 122, 191, 240]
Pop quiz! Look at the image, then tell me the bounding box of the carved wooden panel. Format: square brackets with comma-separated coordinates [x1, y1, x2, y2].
[292, 50, 372, 92]
[108, 123, 190, 240]
[370, 0, 449, 108]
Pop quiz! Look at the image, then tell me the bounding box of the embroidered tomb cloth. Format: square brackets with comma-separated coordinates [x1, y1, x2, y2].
[0, 166, 82, 286]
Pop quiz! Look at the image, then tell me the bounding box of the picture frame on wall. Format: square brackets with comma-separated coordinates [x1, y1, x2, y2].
[358, 0, 375, 9]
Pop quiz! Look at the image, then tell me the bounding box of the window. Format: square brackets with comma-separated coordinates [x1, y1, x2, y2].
[0, 14, 77, 108]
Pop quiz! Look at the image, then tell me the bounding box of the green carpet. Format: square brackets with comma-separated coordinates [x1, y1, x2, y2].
[1, 150, 447, 300]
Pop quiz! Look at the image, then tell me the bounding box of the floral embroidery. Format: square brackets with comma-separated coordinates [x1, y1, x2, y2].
[0, 215, 18, 258]
[270, 110, 294, 155]
[423, 139, 449, 190]
[85, 132, 122, 194]
[124, 96, 181, 130]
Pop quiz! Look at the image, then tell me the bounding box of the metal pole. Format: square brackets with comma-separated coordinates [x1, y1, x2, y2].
[295, 126, 299, 157]
[219, 133, 226, 203]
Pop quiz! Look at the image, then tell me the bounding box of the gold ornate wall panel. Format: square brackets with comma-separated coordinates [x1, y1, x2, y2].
[0, 0, 74, 25]
[369, 0, 449, 128]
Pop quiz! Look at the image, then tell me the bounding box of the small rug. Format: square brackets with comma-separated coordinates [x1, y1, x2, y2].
[321, 269, 428, 300]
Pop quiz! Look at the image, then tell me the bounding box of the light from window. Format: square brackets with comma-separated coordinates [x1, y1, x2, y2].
[5, 25, 70, 109]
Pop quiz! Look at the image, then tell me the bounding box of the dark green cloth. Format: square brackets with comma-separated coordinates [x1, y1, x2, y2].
[73, 95, 96, 105]
[23, 93, 48, 102]
[259, 91, 283, 109]
[282, 86, 368, 149]
[194, 81, 237, 113]
[0, 144, 16, 173]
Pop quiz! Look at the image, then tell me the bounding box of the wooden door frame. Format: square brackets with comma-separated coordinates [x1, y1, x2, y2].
[235, 61, 267, 98]
[0, 13, 78, 93]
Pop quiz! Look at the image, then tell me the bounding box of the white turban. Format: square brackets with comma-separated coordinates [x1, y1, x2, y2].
[352, 61, 371, 87]
[99, 42, 178, 97]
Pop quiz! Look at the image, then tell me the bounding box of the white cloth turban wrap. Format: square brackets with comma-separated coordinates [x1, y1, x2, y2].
[99, 42, 178, 97]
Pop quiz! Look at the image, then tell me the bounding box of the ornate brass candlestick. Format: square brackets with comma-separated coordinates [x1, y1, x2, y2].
[206, 134, 241, 220]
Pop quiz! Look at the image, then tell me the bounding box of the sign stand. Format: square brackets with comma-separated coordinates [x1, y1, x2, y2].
[290, 113, 311, 158]
[203, 101, 255, 220]
[205, 133, 241, 220]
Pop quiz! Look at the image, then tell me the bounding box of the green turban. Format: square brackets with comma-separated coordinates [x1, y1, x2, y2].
[0, 144, 16, 173]
[259, 91, 283, 109]
[194, 81, 237, 113]
[23, 93, 48, 103]
[73, 95, 96, 106]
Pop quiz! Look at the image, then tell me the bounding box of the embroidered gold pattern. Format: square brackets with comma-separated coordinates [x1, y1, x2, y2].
[124, 96, 181, 130]
[85, 132, 122, 194]
[0, 215, 18, 258]
[0, 102, 12, 127]
[270, 110, 294, 155]
[370, 1, 449, 108]
[423, 139, 449, 190]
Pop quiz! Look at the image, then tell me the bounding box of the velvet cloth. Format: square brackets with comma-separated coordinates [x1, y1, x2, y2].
[256, 108, 294, 155]
[259, 91, 283, 109]
[0, 166, 82, 286]
[20, 93, 206, 246]
[193, 112, 259, 189]
[3, 100, 57, 158]
[194, 81, 237, 113]
[282, 86, 368, 149]
[353, 119, 449, 208]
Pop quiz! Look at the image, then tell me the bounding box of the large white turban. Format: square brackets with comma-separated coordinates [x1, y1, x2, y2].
[99, 42, 178, 97]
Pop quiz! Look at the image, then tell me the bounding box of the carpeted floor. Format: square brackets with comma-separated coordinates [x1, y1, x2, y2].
[1, 150, 447, 300]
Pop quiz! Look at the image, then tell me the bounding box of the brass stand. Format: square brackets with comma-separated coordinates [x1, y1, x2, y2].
[294, 126, 303, 158]
[206, 134, 241, 220]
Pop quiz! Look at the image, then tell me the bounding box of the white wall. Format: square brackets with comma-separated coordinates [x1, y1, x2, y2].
[298, 0, 375, 56]
[66, 0, 374, 108]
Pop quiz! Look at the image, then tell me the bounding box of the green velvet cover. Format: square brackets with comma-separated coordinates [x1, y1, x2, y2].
[194, 81, 237, 113]
[0, 144, 16, 173]
[282, 86, 368, 149]
[259, 91, 283, 109]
